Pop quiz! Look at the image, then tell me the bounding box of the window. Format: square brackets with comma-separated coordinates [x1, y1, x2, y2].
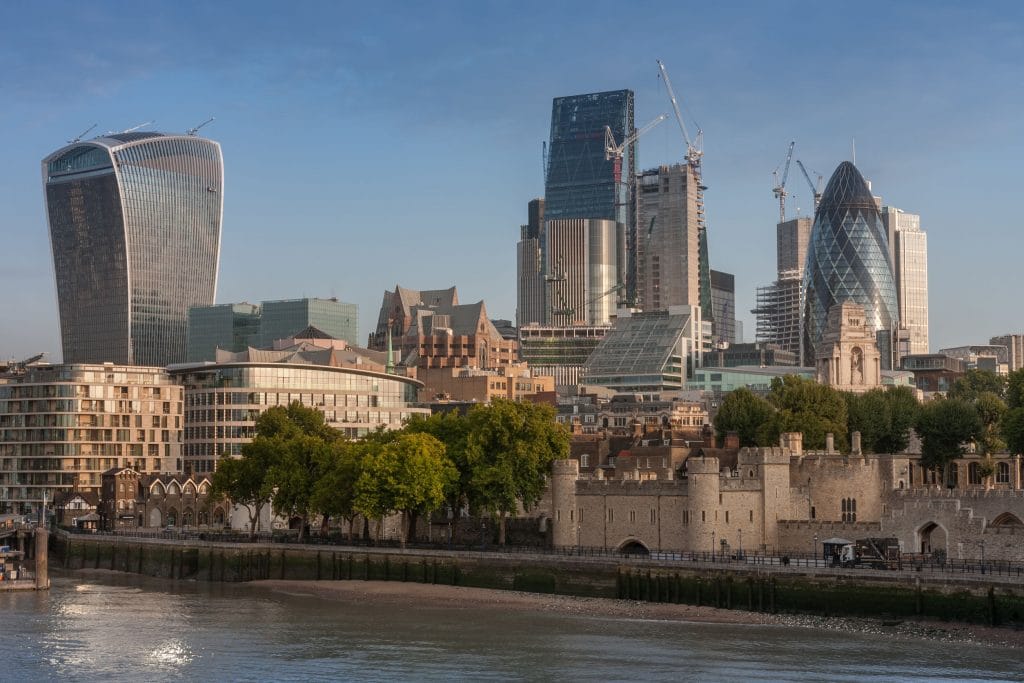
[968, 462, 982, 485]
[629, 510, 636, 523]
[580, 454, 589, 468]
[650, 509, 656, 524]
[841, 498, 857, 523]
[725, 511, 729, 523]
[997, 462, 1010, 484]
[607, 509, 614, 523]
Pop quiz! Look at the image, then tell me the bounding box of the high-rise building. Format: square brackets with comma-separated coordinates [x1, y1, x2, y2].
[635, 164, 703, 312]
[710, 269, 737, 345]
[186, 303, 260, 362]
[544, 219, 621, 326]
[802, 162, 898, 367]
[258, 298, 357, 349]
[0, 363, 183, 514]
[544, 90, 634, 224]
[753, 217, 812, 357]
[518, 324, 609, 390]
[42, 132, 223, 366]
[881, 207, 929, 357]
[990, 334, 1024, 372]
[516, 199, 546, 327]
[186, 298, 358, 362]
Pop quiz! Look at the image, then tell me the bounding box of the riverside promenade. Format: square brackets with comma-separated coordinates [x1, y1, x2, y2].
[52, 528, 1024, 627]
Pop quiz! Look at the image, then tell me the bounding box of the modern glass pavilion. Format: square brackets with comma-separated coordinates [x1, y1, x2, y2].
[802, 161, 898, 367]
[43, 132, 223, 366]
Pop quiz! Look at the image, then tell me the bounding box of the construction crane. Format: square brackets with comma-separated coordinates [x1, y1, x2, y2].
[604, 114, 667, 186]
[67, 124, 97, 144]
[771, 141, 795, 223]
[796, 160, 823, 211]
[656, 59, 703, 173]
[551, 282, 627, 322]
[187, 117, 215, 136]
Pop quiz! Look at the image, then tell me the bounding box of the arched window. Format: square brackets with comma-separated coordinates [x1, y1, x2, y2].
[997, 462, 1010, 484]
[168, 481, 180, 495]
[580, 454, 589, 468]
[841, 498, 857, 523]
[968, 463, 982, 486]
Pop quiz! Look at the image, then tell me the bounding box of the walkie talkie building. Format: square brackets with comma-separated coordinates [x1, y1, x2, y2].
[42, 132, 223, 366]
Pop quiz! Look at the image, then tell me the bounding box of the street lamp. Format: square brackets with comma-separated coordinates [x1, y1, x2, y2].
[981, 539, 986, 574]
[813, 533, 818, 568]
[711, 530, 716, 561]
[738, 528, 743, 559]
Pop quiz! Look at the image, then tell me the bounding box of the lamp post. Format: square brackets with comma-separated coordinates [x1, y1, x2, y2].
[981, 539, 986, 574]
[711, 530, 716, 561]
[738, 528, 743, 560]
[813, 533, 819, 568]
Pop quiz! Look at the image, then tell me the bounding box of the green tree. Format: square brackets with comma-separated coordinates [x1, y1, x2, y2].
[1006, 368, 1024, 410]
[210, 441, 278, 540]
[975, 391, 1007, 455]
[713, 388, 775, 447]
[915, 398, 983, 485]
[404, 411, 471, 510]
[263, 402, 344, 543]
[310, 440, 366, 540]
[845, 386, 920, 454]
[1000, 407, 1024, 456]
[464, 400, 570, 545]
[761, 376, 848, 451]
[353, 432, 456, 545]
[948, 369, 1006, 402]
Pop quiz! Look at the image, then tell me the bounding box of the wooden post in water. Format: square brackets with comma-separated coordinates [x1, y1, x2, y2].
[34, 526, 50, 590]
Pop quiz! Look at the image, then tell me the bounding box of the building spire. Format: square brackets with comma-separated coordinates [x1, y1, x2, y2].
[385, 319, 395, 374]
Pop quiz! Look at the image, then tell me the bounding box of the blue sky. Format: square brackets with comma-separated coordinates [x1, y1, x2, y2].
[2, 1, 1022, 362]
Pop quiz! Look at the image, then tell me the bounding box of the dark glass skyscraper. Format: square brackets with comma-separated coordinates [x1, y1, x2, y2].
[802, 161, 898, 367]
[42, 132, 223, 366]
[545, 90, 634, 224]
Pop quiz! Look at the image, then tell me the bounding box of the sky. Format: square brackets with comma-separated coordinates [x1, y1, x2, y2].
[2, 1, 1023, 362]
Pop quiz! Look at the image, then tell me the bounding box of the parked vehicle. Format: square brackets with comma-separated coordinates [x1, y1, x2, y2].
[840, 537, 901, 570]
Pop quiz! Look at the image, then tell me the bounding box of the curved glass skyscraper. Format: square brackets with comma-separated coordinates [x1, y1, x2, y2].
[43, 132, 223, 366]
[802, 161, 898, 367]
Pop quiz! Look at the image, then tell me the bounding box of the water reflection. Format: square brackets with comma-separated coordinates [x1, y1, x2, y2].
[0, 573, 1020, 682]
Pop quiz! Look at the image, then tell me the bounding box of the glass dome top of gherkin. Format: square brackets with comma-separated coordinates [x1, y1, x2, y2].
[802, 162, 898, 366]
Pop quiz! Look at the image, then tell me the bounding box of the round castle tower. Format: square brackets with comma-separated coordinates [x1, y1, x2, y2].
[686, 455, 721, 552]
[550, 459, 579, 548]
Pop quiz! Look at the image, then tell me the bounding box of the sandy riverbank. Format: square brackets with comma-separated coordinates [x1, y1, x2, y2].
[247, 579, 1024, 649]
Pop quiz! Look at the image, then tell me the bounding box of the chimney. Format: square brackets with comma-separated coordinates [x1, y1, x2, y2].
[724, 431, 740, 449]
[851, 431, 862, 456]
[826, 433, 835, 454]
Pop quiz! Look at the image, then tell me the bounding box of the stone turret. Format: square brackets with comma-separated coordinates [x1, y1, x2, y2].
[550, 459, 579, 548]
[686, 455, 721, 551]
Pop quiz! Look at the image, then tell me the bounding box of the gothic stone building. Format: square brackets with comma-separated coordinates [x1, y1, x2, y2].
[100, 467, 225, 530]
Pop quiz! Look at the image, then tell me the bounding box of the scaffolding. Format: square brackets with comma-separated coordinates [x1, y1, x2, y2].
[752, 271, 803, 357]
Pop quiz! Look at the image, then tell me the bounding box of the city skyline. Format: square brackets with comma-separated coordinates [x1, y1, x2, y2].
[2, 2, 1023, 361]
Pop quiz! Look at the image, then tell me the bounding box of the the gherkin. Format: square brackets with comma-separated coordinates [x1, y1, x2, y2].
[802, 161, 898, 367]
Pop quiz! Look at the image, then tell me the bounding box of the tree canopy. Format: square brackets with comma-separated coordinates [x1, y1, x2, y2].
[761, 376, 847, 451]
[915, 397, 984, 474]
[844, 386, 919, 454]
[713, 387, 774, 447]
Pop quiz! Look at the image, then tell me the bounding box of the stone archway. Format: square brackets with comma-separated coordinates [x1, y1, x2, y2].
[617, 539, 650, 556]
[917, 521, 947, 555]
[166, 508, 178, 527]
[148, 507, 162, 528]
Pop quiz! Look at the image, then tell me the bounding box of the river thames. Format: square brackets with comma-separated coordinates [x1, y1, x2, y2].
[1, 572, 1021, 682]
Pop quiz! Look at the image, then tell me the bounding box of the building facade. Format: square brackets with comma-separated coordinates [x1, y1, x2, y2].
[990, 334, 1024, 373]
[258, 298, 357, 349]
[516, 199, 546, 328]
[0, 364, 183, 514]
[581, 308, 706, 393]
[518, 324, 609, 391]
[635, 164, 702, 313]
[544, 218, 622, 326]
[42, 132, 223, 366]
[171, 340, 428, 476]
[709, 269, 737, 345]
[803, 162, 898, 367]
[186, 303, 261, 362]
[814, 301, 883, 393]
[881, 207, 929, 357]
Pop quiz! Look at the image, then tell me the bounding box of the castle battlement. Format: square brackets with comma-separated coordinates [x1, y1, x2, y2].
[575, 479, 688, 496]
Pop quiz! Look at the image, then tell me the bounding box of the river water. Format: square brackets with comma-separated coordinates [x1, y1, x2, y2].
[1, 572, 1021, 682]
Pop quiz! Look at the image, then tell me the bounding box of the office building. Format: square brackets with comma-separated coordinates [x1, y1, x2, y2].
[710, 269, 737, 345]
[171, 331, 428, 475]
[518, 324, 609, 390]
[881, 207, 929, 357]
[635, 164, 704, 313]
[544, 89, 634, 224]
[186, 303, 260, 362]
[258, 298, 357, 349]
[580, 307, 705, 393]
[938, 345, 1007, 374]
[802, 162, 898, 367]
[990, 334, 1024, 372]
[0, 364, 183, 514]
[753, 217, 812, 357]
[544, 219, 621, 326]
[42, 132, 223, 366]
[186, 298, 357, 362]
[516, 199, 546, 327]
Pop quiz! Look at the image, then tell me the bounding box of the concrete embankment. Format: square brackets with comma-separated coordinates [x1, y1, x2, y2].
[51, 531, 1024, 628]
